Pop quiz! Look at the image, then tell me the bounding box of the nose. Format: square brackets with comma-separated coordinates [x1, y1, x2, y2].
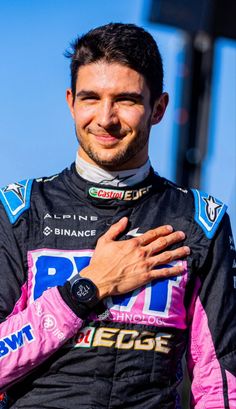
[96, 99, 119, 129]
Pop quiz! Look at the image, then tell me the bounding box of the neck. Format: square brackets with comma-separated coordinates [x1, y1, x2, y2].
[75, 154, 151, 187]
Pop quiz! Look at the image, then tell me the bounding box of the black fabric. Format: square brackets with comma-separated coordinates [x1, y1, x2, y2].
[0, 163, 235, 408]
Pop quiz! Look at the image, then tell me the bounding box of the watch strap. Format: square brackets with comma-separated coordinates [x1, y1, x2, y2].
[58, 281, 91, 319]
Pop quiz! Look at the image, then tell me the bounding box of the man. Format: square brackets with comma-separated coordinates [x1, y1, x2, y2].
[0, 23, 235, 409]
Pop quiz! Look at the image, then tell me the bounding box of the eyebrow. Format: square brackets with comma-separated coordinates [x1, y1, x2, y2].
[76, 90, 99, 98]
[76, 90, 144, 102]
[115, 92, 144, 102]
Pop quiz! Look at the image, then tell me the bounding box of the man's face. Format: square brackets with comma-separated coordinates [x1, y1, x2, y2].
[66, 61, 168, 170]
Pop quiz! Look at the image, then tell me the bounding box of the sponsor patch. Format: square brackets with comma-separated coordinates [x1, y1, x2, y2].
[74, 326, 96, 348]
[44, 213, 98, 221]
[88, 185, 152, 201]
[73, 325, 172, 353]
[34, 301, 65, 340]
[0, 179, 33, 224]
[192, 189, 227, 239]
[0, 392, 8, 408]
[0, 324, 34, 359]
[28, 250, 187, 328]
[28, 249, 93, 301]
[43, 227, 96, 238]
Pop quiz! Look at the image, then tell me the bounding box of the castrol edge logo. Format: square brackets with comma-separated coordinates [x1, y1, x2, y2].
[89, 185, 152, 201]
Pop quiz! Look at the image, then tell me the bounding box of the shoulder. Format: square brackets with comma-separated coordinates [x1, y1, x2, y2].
[156, 175, 227, 239]
[0, 169, 64, 225]
[190, 188, 227, 239]
[0, 179, 34, 224]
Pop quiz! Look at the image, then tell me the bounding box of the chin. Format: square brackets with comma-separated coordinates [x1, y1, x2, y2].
[89, 151, 129, 170]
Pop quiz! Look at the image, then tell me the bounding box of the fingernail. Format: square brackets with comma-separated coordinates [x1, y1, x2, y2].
[184, 246, 191, 254]
[178, 231, 185, 239]
[166, 225, 173, 232]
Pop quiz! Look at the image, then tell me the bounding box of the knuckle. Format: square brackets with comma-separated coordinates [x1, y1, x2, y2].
[162, 251, 172, 263]
[149, 229, 158, 239]
[144, 271, 151, 282]
[131, 238, 140, 248]
[152, 266, 168, 278]
[137, 247, 146, 258]
[160, 267, 169, 276]
[158, 237, 168, 247]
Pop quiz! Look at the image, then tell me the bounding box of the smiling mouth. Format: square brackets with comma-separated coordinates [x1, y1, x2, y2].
[88, 126, 129, 139]
[88, 130, 128, 145]
[94, 135, 122, 147]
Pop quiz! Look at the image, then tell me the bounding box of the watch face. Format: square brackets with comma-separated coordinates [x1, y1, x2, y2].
[72, 278, 95, 302]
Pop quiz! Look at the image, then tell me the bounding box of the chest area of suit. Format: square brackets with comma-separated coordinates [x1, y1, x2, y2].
[26, 202, 190, 329]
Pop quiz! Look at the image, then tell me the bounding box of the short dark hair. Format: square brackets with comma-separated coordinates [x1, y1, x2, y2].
[65, 23, 164, 107]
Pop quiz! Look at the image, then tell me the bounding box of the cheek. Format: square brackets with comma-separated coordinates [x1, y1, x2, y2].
[74, 106, 96, 127]
[120, 109, 146, 129]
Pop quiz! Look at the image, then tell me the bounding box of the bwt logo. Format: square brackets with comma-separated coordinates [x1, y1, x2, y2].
[28, 249, 93, 301]
[0, 324, 34, 359]
[28, 250, 185, 320]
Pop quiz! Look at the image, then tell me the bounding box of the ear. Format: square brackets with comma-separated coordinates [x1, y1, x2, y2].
[151, 92, 169, 125]
[66, 88, 75, 119]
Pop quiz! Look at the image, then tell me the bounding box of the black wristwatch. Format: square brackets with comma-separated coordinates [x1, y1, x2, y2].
[70, 275, 99, 309]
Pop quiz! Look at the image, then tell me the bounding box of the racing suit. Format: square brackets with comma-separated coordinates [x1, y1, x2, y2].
[0, 163, 236, 408]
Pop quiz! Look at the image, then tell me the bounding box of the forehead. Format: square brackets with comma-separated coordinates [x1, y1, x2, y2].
[76, 61, 150, 96]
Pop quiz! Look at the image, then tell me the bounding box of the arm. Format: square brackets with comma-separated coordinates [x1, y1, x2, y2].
[0, 211, 189, 391]
[0, 203, 83, 392]
[188, 214, 236, 408]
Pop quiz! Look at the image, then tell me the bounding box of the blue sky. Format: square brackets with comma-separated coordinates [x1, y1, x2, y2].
[0, 0, 235, 233]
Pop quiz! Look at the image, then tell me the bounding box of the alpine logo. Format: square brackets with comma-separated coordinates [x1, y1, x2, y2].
[126, 228, 142, 237]
[203, 195, 222, 222]
[89, 185, 152, 201]
[43, 213, 98, 221]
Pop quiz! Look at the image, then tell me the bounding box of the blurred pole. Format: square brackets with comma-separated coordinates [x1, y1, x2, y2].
[149, 0, 236, 188]
[175, 31, 213, 187]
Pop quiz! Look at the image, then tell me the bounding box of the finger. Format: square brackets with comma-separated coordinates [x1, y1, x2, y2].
[151, 245, 190, 266]
[146, 231, 186, 254]
[137, 225, 174, 245]
[117, 262, 185, 292]
[149, 263, 185, 280]
[103, 217, 129, 241]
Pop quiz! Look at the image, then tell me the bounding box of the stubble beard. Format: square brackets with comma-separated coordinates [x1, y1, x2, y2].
[75, 124, 151, 171]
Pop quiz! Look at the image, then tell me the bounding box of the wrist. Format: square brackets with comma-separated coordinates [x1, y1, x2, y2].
[58, 282, 91, 319]
[79, 267, 110, 300]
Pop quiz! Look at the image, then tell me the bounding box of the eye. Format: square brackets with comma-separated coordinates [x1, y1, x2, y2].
[116, 97, 136, 105]
[80, 96, 99, 101]
[76, 92, 100, 102]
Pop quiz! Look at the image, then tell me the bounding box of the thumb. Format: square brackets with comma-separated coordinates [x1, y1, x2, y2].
[104, 217, 129, 241]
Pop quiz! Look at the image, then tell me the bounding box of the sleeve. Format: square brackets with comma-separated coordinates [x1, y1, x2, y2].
[0, 203, 83, 392]
[187, 214, 236, 409]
